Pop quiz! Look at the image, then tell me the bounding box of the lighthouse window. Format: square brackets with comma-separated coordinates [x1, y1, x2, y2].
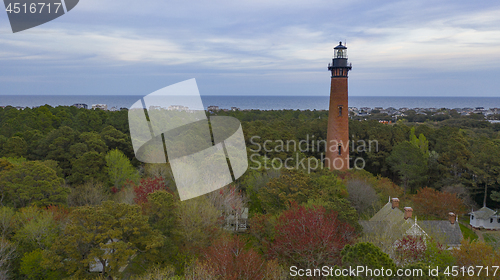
[338, 106, 343, 116]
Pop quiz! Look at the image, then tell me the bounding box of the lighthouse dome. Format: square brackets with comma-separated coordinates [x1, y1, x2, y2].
[334, 41, 347, 49]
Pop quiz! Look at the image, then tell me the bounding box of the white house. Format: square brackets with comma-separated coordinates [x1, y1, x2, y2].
[469, 206, 500, 230]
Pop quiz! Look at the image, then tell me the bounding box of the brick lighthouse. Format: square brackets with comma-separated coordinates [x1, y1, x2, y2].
[326, 42, 352, 170]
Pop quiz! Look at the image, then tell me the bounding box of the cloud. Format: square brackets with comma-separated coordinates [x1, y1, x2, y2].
[1, 0, 500, 96]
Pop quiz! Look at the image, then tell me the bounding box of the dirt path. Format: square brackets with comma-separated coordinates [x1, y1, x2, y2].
[472, 227, 485, 242]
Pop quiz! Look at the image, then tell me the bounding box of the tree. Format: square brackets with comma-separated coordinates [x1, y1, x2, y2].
[20, 249, 60, 280]
[105, 149, 139, 191]
[100, 125, 134, 159]
[268, 203, 356, 268]
[303, 197, 361, 233]
[2, 136, 27, 158]
[136, 191, 179, 270]
[68, 151, 106, 185]
[409, 127, 429, 157]
[387, 141, 427, 193]
[13, 206, 60, 253]
[492, 190, 500, 203]
[363, 123, 393, 169]
[432, 127, 471, 187]
[75, 110, 103, 132]
[0, 159, 14, 173]
[133, 177, 169, 204]
[343, 169, 404, 211]
[452, 239, 500, 269]
[199, 234, 267, 280]
[0, 207, 15, 238]
[0, 161, 68, 208]
[67, 180, 109, 207]
[257, 169, 348, 215]
[144, 163, 171, 180]
[421, 238, 455, 269]
[341, 242, 396, 279]
[466, 138, 500, 207]
[129, 266, 176, 280]
[35, 126, 78, 177]
[346, 179, 379, 215]
[0, 239, 15, 280]
[176, 195, 222, 256]
[248, 213, 276, 255]
[257, 170, 312, 214]
[44, 201, 163, 279]
[33, 106, 57, 133]
[411, 187, 466, 219]
[79, 132, 107, 154]
[394, 235, 427, 266]
[207, 185, 247, 232]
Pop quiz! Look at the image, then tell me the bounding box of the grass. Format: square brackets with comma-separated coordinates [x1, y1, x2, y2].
[459, 223, 478, 241]
[483, 233, 500, 250]
[483, 233, 497, 243]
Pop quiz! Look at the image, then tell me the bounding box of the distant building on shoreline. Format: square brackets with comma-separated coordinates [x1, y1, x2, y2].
[72, 103, 88, 109]
[167, 105, 189, 111]
[92, 104, 107, 110]
[207, 105, 219, 112]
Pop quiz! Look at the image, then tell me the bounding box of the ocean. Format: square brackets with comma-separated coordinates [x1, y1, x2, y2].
[1, 95, 500, 110]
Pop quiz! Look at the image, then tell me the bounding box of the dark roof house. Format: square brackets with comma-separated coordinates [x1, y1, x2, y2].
[360, 198, 463, 249]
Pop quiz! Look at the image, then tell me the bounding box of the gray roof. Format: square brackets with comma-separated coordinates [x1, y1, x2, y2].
[359, 220, 389, 234]
[370, 202, 403, 222]
[419, 221, 463, 246]
[361, 203, 463, 247]
[470, 207, 497, 220]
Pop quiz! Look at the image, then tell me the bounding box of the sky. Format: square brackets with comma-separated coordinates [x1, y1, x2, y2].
[0, 0, 500, 97]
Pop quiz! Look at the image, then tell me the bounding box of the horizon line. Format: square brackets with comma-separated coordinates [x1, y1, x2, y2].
[1, 95, 500, 98]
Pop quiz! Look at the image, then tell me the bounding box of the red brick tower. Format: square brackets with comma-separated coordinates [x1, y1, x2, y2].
[326, 42, 352, 170]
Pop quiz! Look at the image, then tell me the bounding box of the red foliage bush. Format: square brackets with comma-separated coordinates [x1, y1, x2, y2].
[268, 202, 357, 267]
[394, 235, 427, 265]
[411, 187, 466, 219]
[45, 205, 70, 222]
[132, 177, 170, 204]
[202, 234, 266, 280]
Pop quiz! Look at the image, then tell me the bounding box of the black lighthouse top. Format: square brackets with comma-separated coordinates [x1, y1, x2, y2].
[328, 41, 352, 78]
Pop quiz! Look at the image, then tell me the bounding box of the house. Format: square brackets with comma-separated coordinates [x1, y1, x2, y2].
[224, 207, 249, 233]
[149, 105, 162, 110]
[207, 105, 219, 112]
[360, 198, 463, 249]
[72, 103, 88, 109]
[469, 206, 500, 230]
[92, 104, 108, 110]
[167, 105, 189, 111]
